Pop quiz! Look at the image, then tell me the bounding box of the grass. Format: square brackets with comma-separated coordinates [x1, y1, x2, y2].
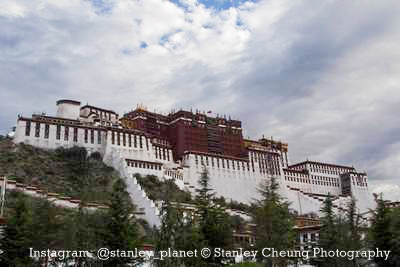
[134, 173, 193, 203]
[0, 137, 120, 203]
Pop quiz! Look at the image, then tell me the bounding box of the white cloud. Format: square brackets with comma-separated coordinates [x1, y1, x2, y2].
[371, 183, 400, 202]
[0, 1, 26, 18]
[0, 0, 400, 200]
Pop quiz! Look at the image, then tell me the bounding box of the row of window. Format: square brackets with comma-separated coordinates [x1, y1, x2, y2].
[111, 132, 149, 150]
[195, 154, 253, 171]
[256, 158, 280, 175]
[285, 176, 340, 187]
[126, 160, 162, 170]
[191, 153, 281, 175]
[154, 146, 170, 161]
[352, 176, 368, 187]
[165, 169, 183, 180]
[309, 165, 351, 175]
[88, 108, 114, 121]
[25, 121, 102, 144]
[311, 175, 339, 183]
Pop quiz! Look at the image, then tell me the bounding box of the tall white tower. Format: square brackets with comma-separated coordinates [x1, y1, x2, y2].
[56, 100, 81, 120]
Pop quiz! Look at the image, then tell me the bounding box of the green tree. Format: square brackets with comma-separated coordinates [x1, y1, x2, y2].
[30, 197, 63, 266]
[370, 196, 397, 267]
[154, 186, 183, 267]
[345, 197, 363, 267]
[73, 204, 92, 266]
[252, 176, 295, 267]
[318, 194, 339, 267]
[102, 178, 140, 267]
[176, 215, 205, 267]
[0, 194, 33, 266]
[195, 168, 232, 266]
[388, 207, 400, 266]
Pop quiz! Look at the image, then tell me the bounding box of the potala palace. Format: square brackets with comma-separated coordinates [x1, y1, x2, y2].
[12, 100, 375, 226]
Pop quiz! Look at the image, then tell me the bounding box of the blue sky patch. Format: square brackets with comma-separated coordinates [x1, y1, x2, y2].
[86, 0, 114, 14]
[171, 0, 258, 11]
[140, 42, 148, 49]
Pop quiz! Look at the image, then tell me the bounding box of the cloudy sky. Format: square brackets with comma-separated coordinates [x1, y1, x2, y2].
[0, 0, 399, 201]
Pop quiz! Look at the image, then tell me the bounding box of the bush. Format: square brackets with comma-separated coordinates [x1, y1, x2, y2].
[134, 174, 193, 203]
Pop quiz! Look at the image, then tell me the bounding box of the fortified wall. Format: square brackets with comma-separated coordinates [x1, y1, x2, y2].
[11, 100, 375, 226]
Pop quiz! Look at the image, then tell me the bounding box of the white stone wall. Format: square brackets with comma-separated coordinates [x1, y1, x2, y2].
[181, 153, 279, 204]
[13, 119, 106, 154]
[348, 174, 375, 214]
[56, 102, 80, 120]
[102, 130, 175, 167]
[103, 147, 161, 227]
[12, 114, 375, 222]
[80, 106, 119, 125]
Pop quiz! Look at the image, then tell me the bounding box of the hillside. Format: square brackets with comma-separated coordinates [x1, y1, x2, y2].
[0, 136, 119, 203]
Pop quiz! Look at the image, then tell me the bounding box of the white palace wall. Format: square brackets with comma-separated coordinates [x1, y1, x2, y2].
[181, 152, 288, 204]
[13, 118, 106, 154]
[12, 110, 375, 224]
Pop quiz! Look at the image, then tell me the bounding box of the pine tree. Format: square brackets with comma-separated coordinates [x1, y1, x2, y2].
[154, 184, 182, 267]
[252, 176, 295, 267]
[318, 193, 338, 267]
[30, 197, 63, 266]
[0, 194, 34, 266]
[176, 215, 205, 267]
[195, 168, 232, 266]
[388, 207, 400, 266]
[345, 197, 363, 267]
[370, 196, 394, 267]
[102, 178, 139, 267]
[74, 204, 91, 266]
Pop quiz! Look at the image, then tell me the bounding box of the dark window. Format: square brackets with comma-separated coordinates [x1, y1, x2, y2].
[35, 122, 40, 137]
[90, 129, 94, 144]
[25, 121, 31, 136]
[128, 134, 131, 147]
[64, 126, 69, 141]
[84, 129, 88, 143]
[98, 130, 101, 144]
[112, 131, 115, 144]
[73, 128, 78, 142]
[146, 138, 149, 150]
[139, 136, 142, 148]
[134, 135, 137, 147]
[117, 132, 120, 145]
[123, 133, 126, 146]
[44, 124, 50, 139]
[56, 125, 61, 140]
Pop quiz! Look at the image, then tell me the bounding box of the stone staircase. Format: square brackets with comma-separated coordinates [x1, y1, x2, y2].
[286, 185, 350, 214]
[105, 149, 161, 227]
[0, 176, 108, 211]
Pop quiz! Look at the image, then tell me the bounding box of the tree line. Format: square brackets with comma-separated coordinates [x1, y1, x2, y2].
[0, 166, 399, 266]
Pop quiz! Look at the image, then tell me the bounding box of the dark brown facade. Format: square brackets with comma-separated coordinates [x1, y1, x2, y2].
[121, 108, 244, 160]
